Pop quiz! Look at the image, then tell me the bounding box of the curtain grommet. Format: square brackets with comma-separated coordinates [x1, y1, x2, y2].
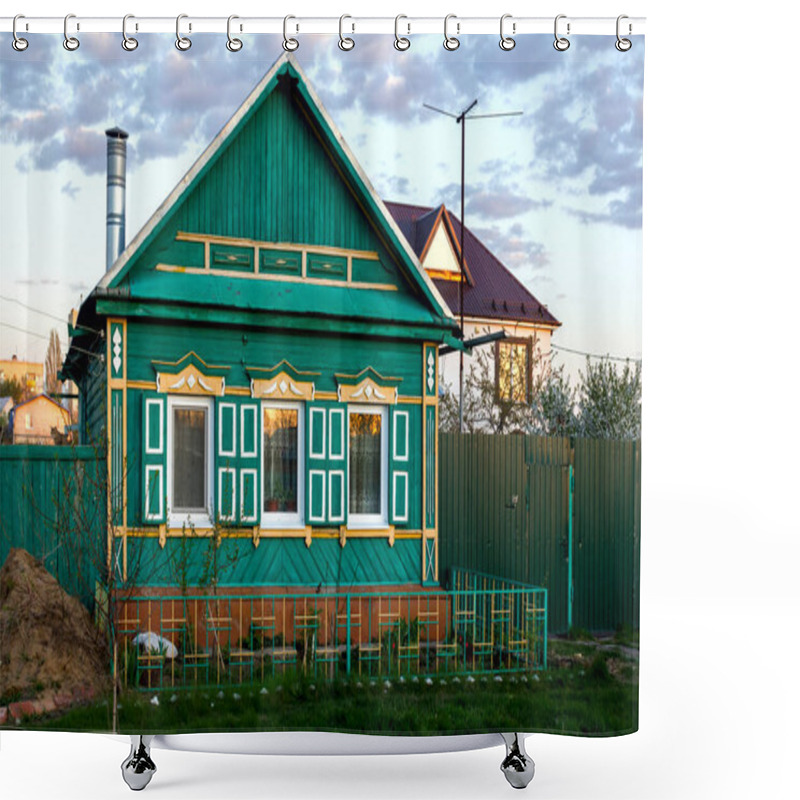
[12, 14, 29, 51]
[444, 14, 460, 51]
[175, 14, 192, 51]
[63, 13, 80, 51]
[283, 15, 299, 52]
[226, 15, 243, 52]
[499, 14, 516, 51]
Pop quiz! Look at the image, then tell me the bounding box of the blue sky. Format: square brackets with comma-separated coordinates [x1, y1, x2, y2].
[0, 33, 643, 379]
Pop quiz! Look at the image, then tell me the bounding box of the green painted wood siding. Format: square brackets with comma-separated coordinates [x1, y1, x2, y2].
[115, 75, 450, 334]
[125, 320, 424, 396]
[126, 536, 421, 588]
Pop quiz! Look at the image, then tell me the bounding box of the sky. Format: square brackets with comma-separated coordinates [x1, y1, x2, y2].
[0, 32, 643, 381]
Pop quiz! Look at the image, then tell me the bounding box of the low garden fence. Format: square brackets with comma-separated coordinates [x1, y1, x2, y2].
[116, 569, 547, 690]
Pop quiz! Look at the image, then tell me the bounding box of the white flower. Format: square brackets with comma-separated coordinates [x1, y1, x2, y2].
[170, 694, 178, 703]
[452, 677, 461, 683]
[425, 677, 433, 686]
[383, 680, 392, 689]
[494, 675, 503, 682]
[309, 684, 316, 692]
[356, 681, 363, 689]
[233, 693, 241, 701]
[466, 676, 475, 684]
[534, 674, 541, 682]
[521, 676, 528, 683]
[260, 687, 269, 695]
[217, 691, 225, 699]
[150, 695, 159, 706]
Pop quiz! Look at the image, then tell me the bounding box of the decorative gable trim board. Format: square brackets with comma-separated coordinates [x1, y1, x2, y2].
[152, 352, 229, 396]
[97, 54, 454, 328]
[335, 367, 403, 405]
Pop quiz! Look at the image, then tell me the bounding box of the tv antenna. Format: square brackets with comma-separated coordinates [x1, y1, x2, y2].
[423, 100, 523, 432]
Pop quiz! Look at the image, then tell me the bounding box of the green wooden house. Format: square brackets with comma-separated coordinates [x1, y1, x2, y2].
[63, 54, 460, 594]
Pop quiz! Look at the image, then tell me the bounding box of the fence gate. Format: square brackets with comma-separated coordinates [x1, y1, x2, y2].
[524, 437, 573, 633]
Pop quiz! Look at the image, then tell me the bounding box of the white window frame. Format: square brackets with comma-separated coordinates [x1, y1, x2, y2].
[347, 404, 388, 528]
[166, 395, 214, 528]
[261, 400, 305, 529]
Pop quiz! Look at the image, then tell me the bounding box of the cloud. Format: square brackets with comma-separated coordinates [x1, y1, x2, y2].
[472, 223, 550, 271]
[530, 45, 644, 229]
[61, 181, 80, 199]
[467, 187, 551, 220]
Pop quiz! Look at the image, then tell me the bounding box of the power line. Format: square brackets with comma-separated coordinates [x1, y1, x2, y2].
[550, 343, 641, 364]
[0, 321, 49, 340]
[0, 294, 69, 326]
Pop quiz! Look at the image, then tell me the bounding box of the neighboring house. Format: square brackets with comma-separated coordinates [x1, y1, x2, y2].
[0, 356, 44, 399]
[386, 203, 561, 405]
[62, 54, 459, 594]
[7, 394, 71, 445]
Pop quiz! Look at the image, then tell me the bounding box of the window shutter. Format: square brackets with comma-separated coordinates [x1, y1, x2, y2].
[306, 404, 327, 524]
[238, 400, 261, 524]
[142, 393, 166, 524]
[390, 407, 410, 525]
[327, 405, 347, 525]
[216, 400, 238, 523]
[306, 402, 348, 526]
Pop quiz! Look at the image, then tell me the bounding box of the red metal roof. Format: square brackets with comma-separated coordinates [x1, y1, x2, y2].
[386, 201, 560, 328]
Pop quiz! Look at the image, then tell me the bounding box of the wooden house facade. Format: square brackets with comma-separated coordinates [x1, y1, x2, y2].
[63, 55, 460, 594]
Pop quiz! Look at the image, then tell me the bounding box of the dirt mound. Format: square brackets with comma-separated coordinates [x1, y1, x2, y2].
[0, 548, 109, 705]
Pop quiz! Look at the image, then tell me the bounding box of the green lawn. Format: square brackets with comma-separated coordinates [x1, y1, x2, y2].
[27, 639, 638, 737]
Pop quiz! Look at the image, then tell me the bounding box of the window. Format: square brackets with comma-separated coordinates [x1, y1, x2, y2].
[262, 403, 303, 526]
[496, 338, 532, 403]
[348, 405, 387, 526]
[167, 396, 213, 525]
[25, 413, 32, 430]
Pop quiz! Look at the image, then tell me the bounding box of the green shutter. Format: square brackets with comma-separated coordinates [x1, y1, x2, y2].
[306, 402, 348, 526]
[142, 393, 166, 524]
[390, 407, 411, 525]
[328, 406, 347, 525]
[216, 400, 238, 523]
[239, 400, 261, 524]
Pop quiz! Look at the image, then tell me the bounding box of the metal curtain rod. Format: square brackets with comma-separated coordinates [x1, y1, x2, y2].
[0, 16, 646, 36]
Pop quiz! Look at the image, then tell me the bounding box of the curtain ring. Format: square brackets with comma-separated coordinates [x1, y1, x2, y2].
[226, 15, 243, 52]
[444, 14, 460, 51]
[63, 13, 80, 51]
[283, 15, 299, 51]
[394, 15, 410, 51]
[12, 15, 29, 52]
[175, 14, 192, 51]
[615, 15, 632, 51]
[122, 14, 139, 51]
[499, 14, 515, 51]
[339, 15, 355, 51]
[553, 14, 570, 51]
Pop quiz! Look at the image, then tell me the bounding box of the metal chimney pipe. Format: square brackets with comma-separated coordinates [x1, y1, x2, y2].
[105, 126, 129, 271]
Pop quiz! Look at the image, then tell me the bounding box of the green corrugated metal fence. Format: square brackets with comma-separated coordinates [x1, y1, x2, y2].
[0, 445, 105, 609]
[439, 434, 640, 634]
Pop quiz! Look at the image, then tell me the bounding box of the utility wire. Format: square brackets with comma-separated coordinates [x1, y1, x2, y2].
[550, 343, 641, 364]
[0, 294, 69, 325]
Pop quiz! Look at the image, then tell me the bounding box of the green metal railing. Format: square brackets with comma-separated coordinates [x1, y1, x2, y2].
[116, 570, 547, 690]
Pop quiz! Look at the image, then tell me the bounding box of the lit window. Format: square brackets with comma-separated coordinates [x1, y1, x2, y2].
[348, 406, 387, 526]
[168, 397, 213, 523]
[25, 413, 32, 430]
[496, 339, 531, 403]
[262, 403, 303, 526]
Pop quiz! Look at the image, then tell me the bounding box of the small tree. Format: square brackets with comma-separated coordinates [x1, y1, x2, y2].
[45, 329, 63, 397]
[577, 357, 641, 439]
[440, 344, 641, 440]
[0, 376, 24, 405]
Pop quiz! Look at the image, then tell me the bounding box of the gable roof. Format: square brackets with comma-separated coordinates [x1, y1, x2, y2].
[96, 54, 454, 332]
[386, 201, 561, 328]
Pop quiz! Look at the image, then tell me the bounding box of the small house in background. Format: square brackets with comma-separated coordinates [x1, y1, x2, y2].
[0, 356, 44, 400]
[386, 203, 561, 404]
[62, 54, 460, 594]
[7, 394, 71, 445]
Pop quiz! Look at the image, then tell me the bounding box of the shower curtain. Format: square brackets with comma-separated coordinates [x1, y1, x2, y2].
[0, 27, 643, 740]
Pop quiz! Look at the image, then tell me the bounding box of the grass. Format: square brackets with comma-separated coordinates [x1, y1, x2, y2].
[24, 639, 638, 737]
